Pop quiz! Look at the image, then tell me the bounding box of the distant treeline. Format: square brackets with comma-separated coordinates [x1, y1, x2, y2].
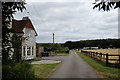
[38, 43, 69, 53]
[63, 39, 120, 50]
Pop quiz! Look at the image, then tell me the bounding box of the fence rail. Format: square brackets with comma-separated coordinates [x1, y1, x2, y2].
[81, 50, 120, 67]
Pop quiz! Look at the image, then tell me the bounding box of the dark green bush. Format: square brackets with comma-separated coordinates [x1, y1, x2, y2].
[2, 61, 35, 79]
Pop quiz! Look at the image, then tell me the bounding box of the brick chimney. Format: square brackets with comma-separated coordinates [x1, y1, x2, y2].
[22, 17, 29, 20]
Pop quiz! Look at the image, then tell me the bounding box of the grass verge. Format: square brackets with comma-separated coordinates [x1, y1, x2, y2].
[51, 53, 69, 56]
[77, 51, 120, 78]
[31, 63, 59, 78]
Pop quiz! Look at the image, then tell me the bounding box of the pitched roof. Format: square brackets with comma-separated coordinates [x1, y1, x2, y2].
[12, 17, 38, 36]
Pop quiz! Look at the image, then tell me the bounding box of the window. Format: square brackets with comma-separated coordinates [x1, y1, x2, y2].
[32, 46, 34, 55]
[23, 46, 25, 56]
[25, 28, 30, 33]
[25, 28, 31, 36]
[27, 47, 30, 55]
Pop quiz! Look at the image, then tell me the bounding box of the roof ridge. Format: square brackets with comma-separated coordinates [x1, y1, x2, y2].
[12, 17, 38, 36]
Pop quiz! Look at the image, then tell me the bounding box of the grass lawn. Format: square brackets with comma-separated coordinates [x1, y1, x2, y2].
[31, 63, 59, 78]
[25, 58, 60, 78]
[77, 51, 120, 78]
[51, 53, 69, 56]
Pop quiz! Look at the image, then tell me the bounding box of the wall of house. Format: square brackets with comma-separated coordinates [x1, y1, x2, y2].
[22, 28, 36, 60]
[36, 46, 44, 57]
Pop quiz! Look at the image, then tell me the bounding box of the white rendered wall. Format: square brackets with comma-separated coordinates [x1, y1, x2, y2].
[22, 28, 36, 60]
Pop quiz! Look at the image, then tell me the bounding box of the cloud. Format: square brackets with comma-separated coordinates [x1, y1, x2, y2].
[14, 1, 118, 43]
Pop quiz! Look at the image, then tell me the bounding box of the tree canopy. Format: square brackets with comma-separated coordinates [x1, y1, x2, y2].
[63, 39, 120, 50]
[93, 0, 120, 11]
[2, 2, 36, 79]
[2, 2, 26, 64]
[38, 43, 69, 53]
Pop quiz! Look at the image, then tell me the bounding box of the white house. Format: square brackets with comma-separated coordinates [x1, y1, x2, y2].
[12, 17, 38, 60]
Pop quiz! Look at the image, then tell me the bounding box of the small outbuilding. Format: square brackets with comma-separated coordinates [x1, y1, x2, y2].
[36, 44, 44, 57]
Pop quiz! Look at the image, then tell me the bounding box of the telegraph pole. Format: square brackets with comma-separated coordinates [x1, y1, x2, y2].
[53, 33, 54, 44]
[53, 33, 55, 55]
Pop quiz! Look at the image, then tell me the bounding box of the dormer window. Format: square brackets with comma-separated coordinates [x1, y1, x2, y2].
[25, 28, 31, 35]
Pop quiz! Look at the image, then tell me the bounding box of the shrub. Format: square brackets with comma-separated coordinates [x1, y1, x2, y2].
[2, 61, 35, 79]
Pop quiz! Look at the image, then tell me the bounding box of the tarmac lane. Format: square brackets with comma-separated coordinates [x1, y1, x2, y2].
[43, 50, 99, 78]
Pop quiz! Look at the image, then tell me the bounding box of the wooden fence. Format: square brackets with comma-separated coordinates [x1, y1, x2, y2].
[81, 50, 120, 67]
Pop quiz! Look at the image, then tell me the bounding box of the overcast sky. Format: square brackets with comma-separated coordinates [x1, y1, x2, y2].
[14, 0, 118, 43]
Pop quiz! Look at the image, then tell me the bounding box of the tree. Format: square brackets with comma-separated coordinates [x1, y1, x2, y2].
[2, 2, 36, 79]
[2, 2, 26, 64]
[93, 0, 120, 11]
[63, 39, 120, 49]
[11, 33, 23, 63]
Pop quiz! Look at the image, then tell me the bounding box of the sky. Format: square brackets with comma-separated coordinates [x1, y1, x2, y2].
[14, 0, 118, 43]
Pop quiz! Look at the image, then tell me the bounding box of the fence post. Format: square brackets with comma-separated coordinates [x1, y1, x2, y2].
[95, 52, 98, 59]
[95, 52, 97, 59]
[100, 53, 102, 61]
[93, 52, 96, 59]
[88, 52, 90, 56]
[106, 53, 108, 65]
[90, 52, 92, 58]
[119, 55, 120, 65]
[89, 52, 90, 56]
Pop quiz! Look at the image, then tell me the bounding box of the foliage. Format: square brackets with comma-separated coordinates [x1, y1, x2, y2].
[3, 61, 35, 79]
[12, 33, 23, 63]
[2, 2, 35, 79]
[2, 2, 26, 64]
[53, 43, 69, 53]
[38, 43, 69, 53]
[93, 0, 120, 11]
[63, 39, 120, 50]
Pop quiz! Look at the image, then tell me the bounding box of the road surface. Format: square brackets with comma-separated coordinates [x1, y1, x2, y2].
[42, 51, 99, 78]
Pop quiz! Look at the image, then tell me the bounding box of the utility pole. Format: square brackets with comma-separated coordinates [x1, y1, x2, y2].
[53, 33, 55, 55]
[53, 33, 54, 44]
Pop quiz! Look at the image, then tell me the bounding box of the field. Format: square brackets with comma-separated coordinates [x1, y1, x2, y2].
[82, 49, 120, 54]
[81, 49, 120, 64]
